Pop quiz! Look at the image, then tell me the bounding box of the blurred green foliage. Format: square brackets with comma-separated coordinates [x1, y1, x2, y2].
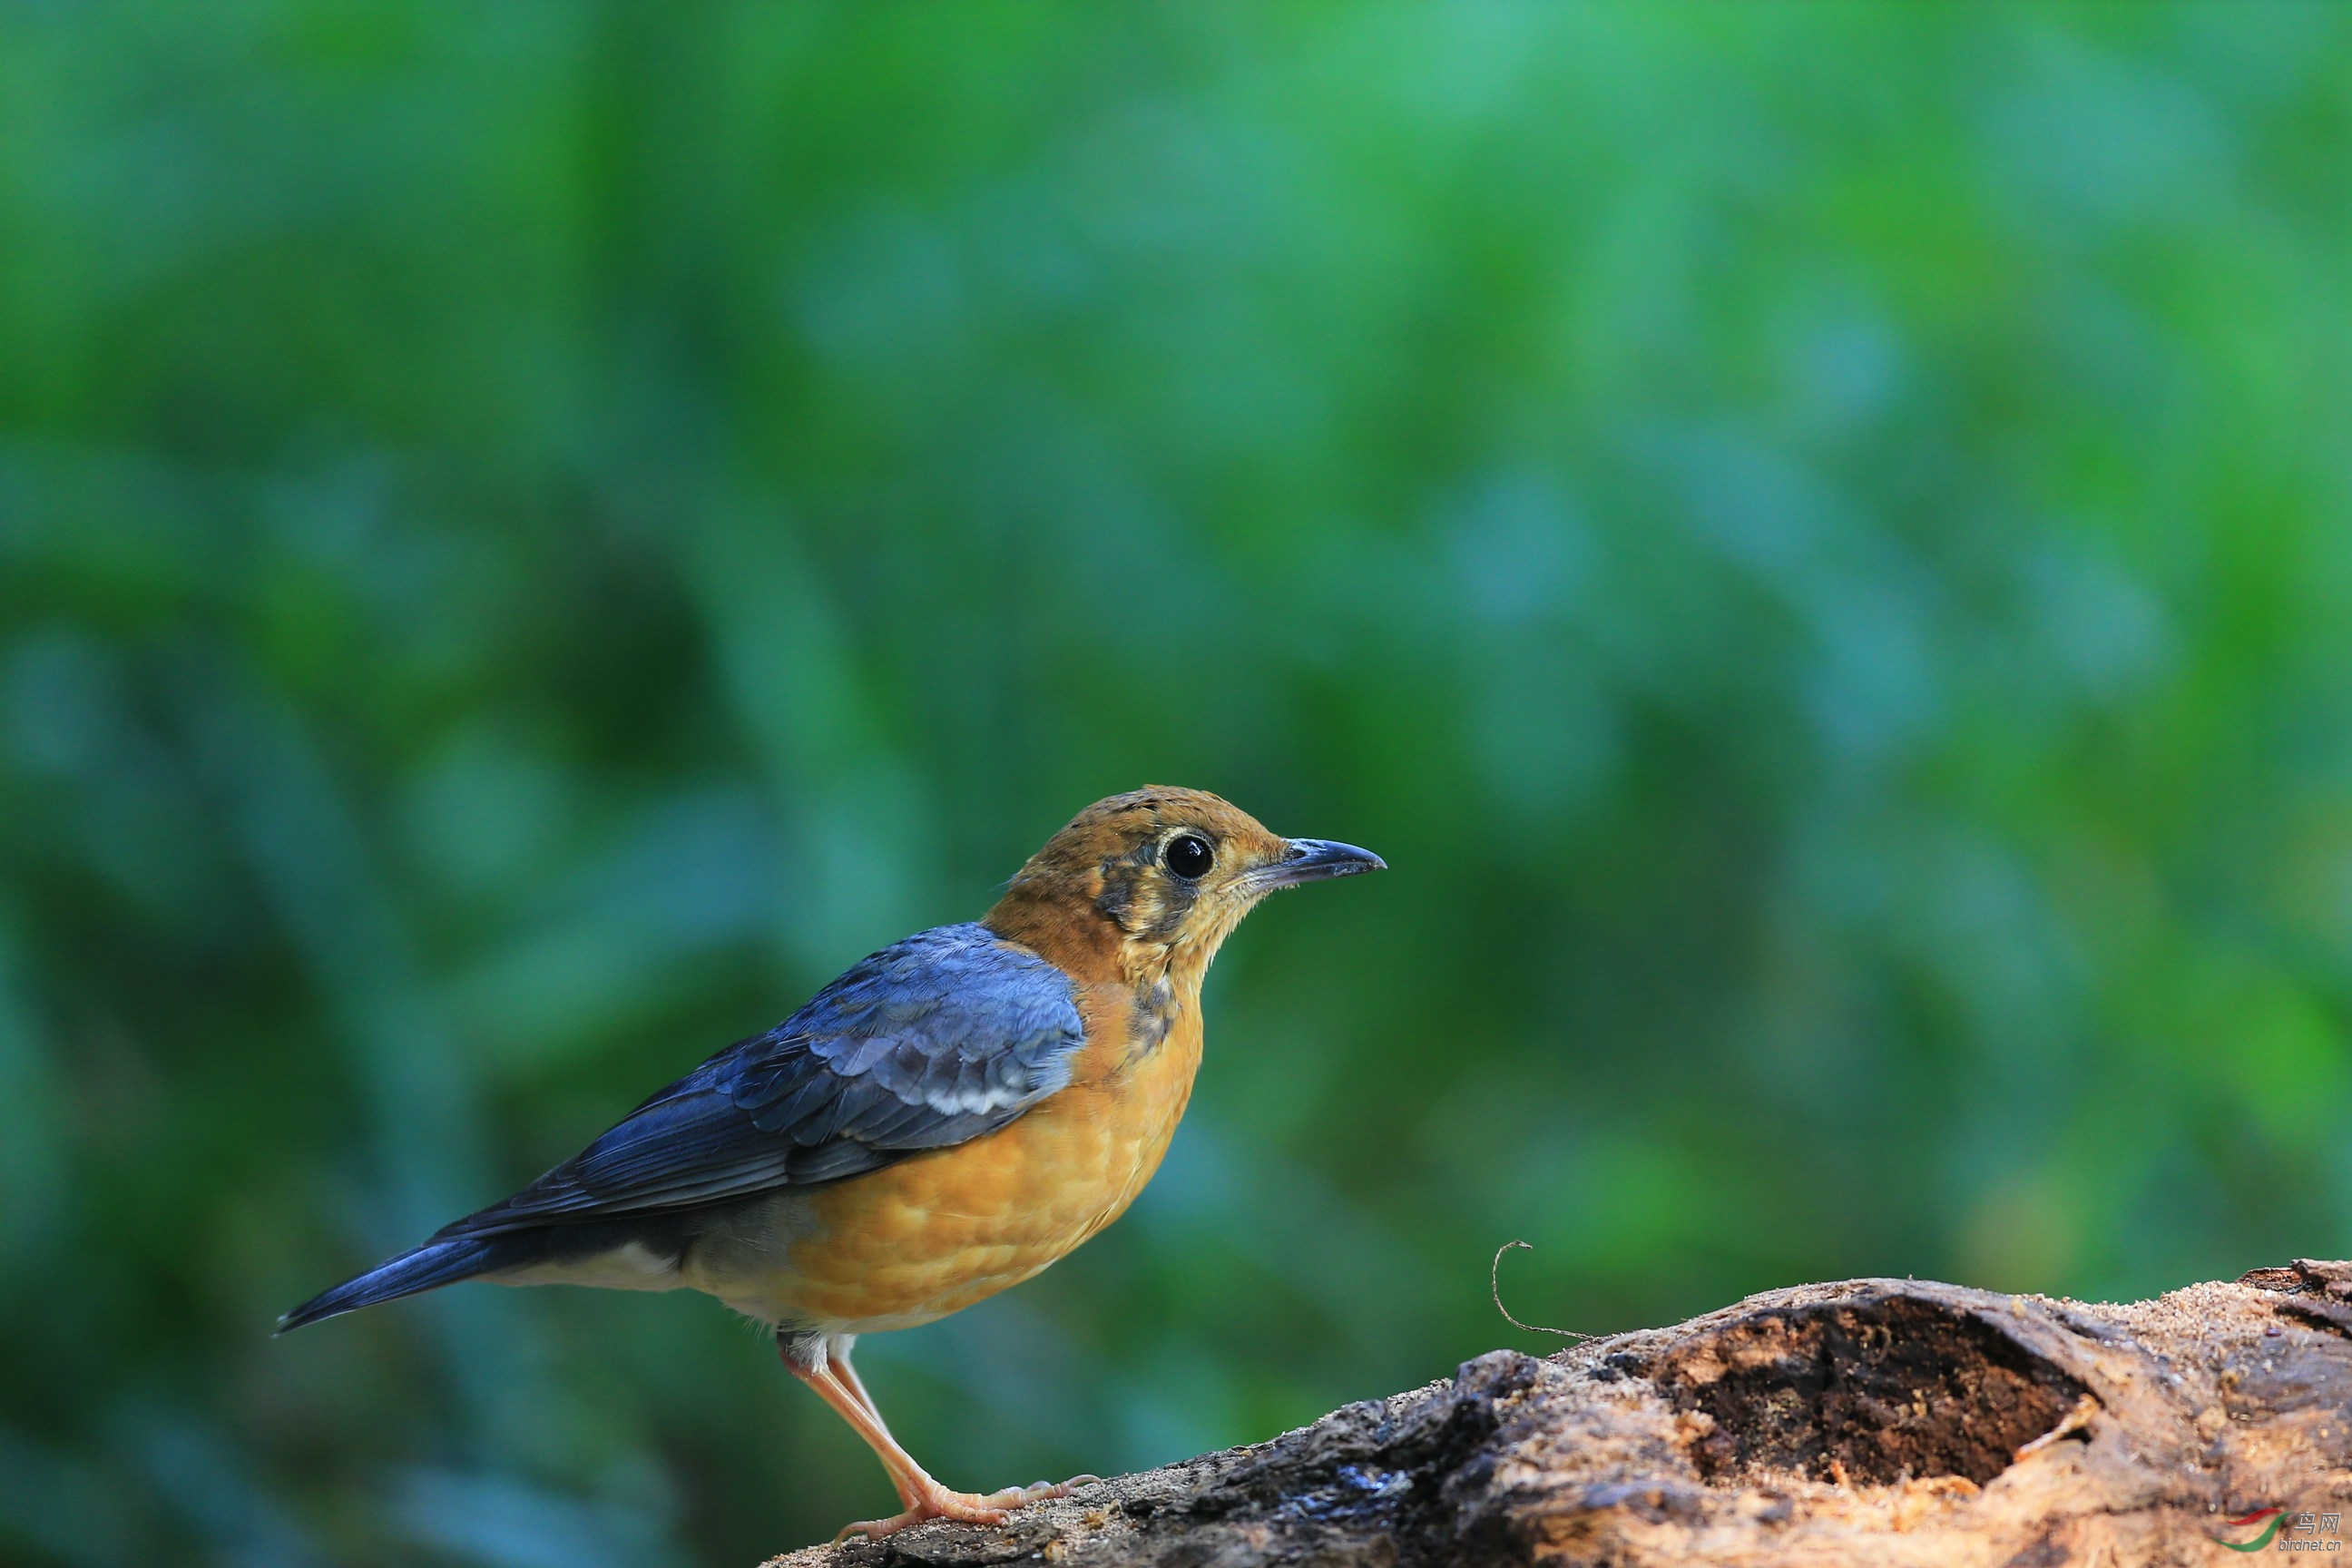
[2, 3, 2348, 1563]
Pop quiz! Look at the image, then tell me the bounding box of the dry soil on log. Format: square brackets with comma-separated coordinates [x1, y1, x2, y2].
[766, 1262, 2352, 1567]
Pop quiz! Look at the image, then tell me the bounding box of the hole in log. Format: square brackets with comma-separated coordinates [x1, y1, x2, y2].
[1647, 1295, 2085, 1485]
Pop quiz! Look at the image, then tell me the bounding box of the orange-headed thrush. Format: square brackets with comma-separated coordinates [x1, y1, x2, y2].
[281, 788, 1383, 1539]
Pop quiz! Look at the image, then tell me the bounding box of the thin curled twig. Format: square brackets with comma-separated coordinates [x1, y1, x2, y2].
[1490, 1240, 1595, 1341]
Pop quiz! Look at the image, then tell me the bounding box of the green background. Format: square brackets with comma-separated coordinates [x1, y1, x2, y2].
[3, 4, 2347, 1563]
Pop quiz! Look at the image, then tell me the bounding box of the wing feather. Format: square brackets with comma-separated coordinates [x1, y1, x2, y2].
[435, 924, 1083, 1238]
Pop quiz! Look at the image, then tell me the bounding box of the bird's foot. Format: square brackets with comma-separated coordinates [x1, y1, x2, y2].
[973, 1473, 1099, 1510]
[834, 1475, 1101, 1542]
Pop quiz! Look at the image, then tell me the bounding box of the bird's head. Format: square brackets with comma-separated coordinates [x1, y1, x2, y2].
[985, 786, 1384, 988]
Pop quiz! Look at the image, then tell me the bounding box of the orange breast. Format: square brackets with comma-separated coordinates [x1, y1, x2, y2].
[772, 999, 1204, 1331]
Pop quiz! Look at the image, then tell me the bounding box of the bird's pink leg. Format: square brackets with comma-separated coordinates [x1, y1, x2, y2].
[823, 1352, 915, 1509]
[781, 1338, 1093, 1541]
[831, 1348, 1102, 1514]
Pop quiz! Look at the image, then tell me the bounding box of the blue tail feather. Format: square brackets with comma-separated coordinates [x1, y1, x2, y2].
[277, 1235, 504, 1333]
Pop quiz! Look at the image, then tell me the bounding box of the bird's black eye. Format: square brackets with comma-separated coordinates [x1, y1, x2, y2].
[1163, 833, 1214, 880]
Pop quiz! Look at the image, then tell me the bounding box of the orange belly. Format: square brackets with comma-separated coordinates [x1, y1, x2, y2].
[745, 1013, 1203, 1332]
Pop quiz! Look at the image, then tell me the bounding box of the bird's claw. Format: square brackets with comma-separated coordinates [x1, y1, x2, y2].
[834, 1474, 1102, 1541]
[973, 1472, 1099, 1509]
[834, 1495, 1009, 1542]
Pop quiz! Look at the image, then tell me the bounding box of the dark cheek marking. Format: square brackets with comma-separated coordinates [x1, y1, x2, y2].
[1096, 856, 1146, 928]
[1148, 881, 1197, 943]
[1095, 874, 1130, 928]
[1097, 851, 1197, 944]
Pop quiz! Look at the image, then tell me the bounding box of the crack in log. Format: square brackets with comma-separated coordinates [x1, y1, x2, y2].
[1646, 1294, 2087, 1485]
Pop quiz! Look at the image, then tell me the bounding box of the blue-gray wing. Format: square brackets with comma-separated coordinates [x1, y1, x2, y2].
[439, 924, 1085, 1237]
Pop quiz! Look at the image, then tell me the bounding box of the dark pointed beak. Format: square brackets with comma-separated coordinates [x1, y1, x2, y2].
[1250, 838, 1387, 891]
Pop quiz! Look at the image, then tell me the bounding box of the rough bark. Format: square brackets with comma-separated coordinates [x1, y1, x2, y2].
[765, 1260, 2352, 1567]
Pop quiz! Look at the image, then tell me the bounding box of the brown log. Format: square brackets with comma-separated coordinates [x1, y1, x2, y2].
[764, 1265, 2352, 1566]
